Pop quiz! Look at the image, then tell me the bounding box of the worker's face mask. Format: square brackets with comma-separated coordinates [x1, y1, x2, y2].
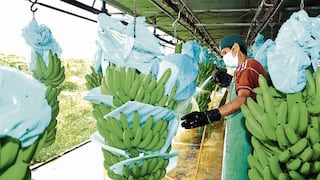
[223, 49, 238, 68]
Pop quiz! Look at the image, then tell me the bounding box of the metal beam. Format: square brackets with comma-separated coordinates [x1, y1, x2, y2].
[195, 23, 257, 27]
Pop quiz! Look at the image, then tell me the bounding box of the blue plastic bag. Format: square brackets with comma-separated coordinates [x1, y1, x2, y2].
[94, 13, 161, 75]
[266, 10, 320, 93]
[22, 18, 62, 71]
[162, 53, 199, 100]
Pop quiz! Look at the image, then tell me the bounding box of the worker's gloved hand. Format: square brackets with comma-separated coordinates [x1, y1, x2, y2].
[181, 109, 222, 129]
[212, 67, 233, 87]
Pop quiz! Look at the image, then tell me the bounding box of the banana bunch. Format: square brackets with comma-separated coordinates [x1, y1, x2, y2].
[120, 157, 169, 180]
[95, 110, 172, 180]
[0, 134, 49, 180]
[99, 111, 169, 152]
[85, 66, 103, 90]
[33, 50, 65, 88]
[243, 67, 320, 179]
[100, 62, 176, 109]
[32, 51, 65, 148]
[42, 85, 62, 147]
[195, 62, 216, 111]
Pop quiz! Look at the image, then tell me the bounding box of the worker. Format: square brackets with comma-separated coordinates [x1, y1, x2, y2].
[180, 34, 267, 180]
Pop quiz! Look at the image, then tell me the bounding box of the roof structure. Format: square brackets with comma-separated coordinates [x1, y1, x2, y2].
[29, 0, 320, 54]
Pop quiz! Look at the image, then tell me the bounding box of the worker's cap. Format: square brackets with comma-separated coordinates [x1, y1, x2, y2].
[219, 34, 247, 54]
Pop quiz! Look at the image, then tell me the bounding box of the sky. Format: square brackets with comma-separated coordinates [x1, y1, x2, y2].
[0, 1, 173, 62]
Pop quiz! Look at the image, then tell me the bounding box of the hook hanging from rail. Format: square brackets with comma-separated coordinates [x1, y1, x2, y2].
[28, 0, 38, 18]
[172, 10, 181, 44]
[300, 0, 304, 9]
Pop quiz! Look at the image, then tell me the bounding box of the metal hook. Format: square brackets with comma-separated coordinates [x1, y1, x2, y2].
[28, 0, 38, 13]
[172, 10, 181, 43]
[300, 0, 304, 9]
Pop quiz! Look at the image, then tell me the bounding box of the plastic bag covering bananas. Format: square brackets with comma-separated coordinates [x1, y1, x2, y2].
[195, 62, 217, 112]
[0, 66, 51, 148]
[108, 152, 178, 180]
[244, 67, 320, 179]
[99, 62, 177, 109]
[33, 50, 65, 88]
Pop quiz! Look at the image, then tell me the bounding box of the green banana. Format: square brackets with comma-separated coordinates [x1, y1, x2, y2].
[276, 124, 290, 149]
[306, 69, 316, 98]
[312, 161, 320, 174]
[247, 154, 263, 174]
[248, 166, 263, 179]
[156, 83, 166, 103]
[289, 138, 308, 157]
[132, 126, 143, 147]
[310, 115, 320, 131]
[152, 137, 165, 150]
[307, 125, 320, 146]
[138, 129, 153, 149]
[144, 115, 154, 131]
[101, 149, 114, 166]
[44, 50, 55, 79]
[108, 117, 124, 140]
[145, 78, 157, 93]
[246, 97, 264, 123]
[35, 51, 47, 79]
[276, 100, 288, 125]
[254, 147, 269, 168]
[0, 137, 21, 170]
[122, 165, 131, 178]
[284, 124, 299, 145]
[123, 128, 133, 149]
[152, 119, 164, 133]
[269, 155, 282, 178]
[312, 142, 320, 161]
[243, 106, 267, 141]
[129, 76, 142, 100]
[142, 93, 151, 104]
[147, 157, 158, 173]
[112, 96, 123, 107]
[156, 95, 168, 107]
[288, 170, 304, 179]
[260, 113, 277, 141]
[117, 88, 131, 103]
[287, 102, 300, 132]
[277, 172, 289, 180]
[151, 158, 165, 174]
[135, 85, 145, 102]
[132, 163, 140, 178]
[119, 112, 130, 130]
[0, 162, 29, 180]
[110, 133, 125, 150]
[145, 132, 160, 150]
[158, 68, 172, 85]
[139, 159, 149, 177]
[299, 161, 311, 176]
[286, 158, 302, 171]
[256, 94, 264, 110]
[262, 166, 273, 180]
[132, 111, 141, 134]
[296, 102, 308, 135]
[279, 149, 291, 163]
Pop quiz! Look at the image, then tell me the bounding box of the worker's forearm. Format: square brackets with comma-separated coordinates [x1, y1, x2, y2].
[218, 95, 247, 117]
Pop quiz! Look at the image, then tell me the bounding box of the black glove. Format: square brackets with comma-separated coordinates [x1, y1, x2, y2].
[181, 109, 222, 129]
[212, 67, 233, 87]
